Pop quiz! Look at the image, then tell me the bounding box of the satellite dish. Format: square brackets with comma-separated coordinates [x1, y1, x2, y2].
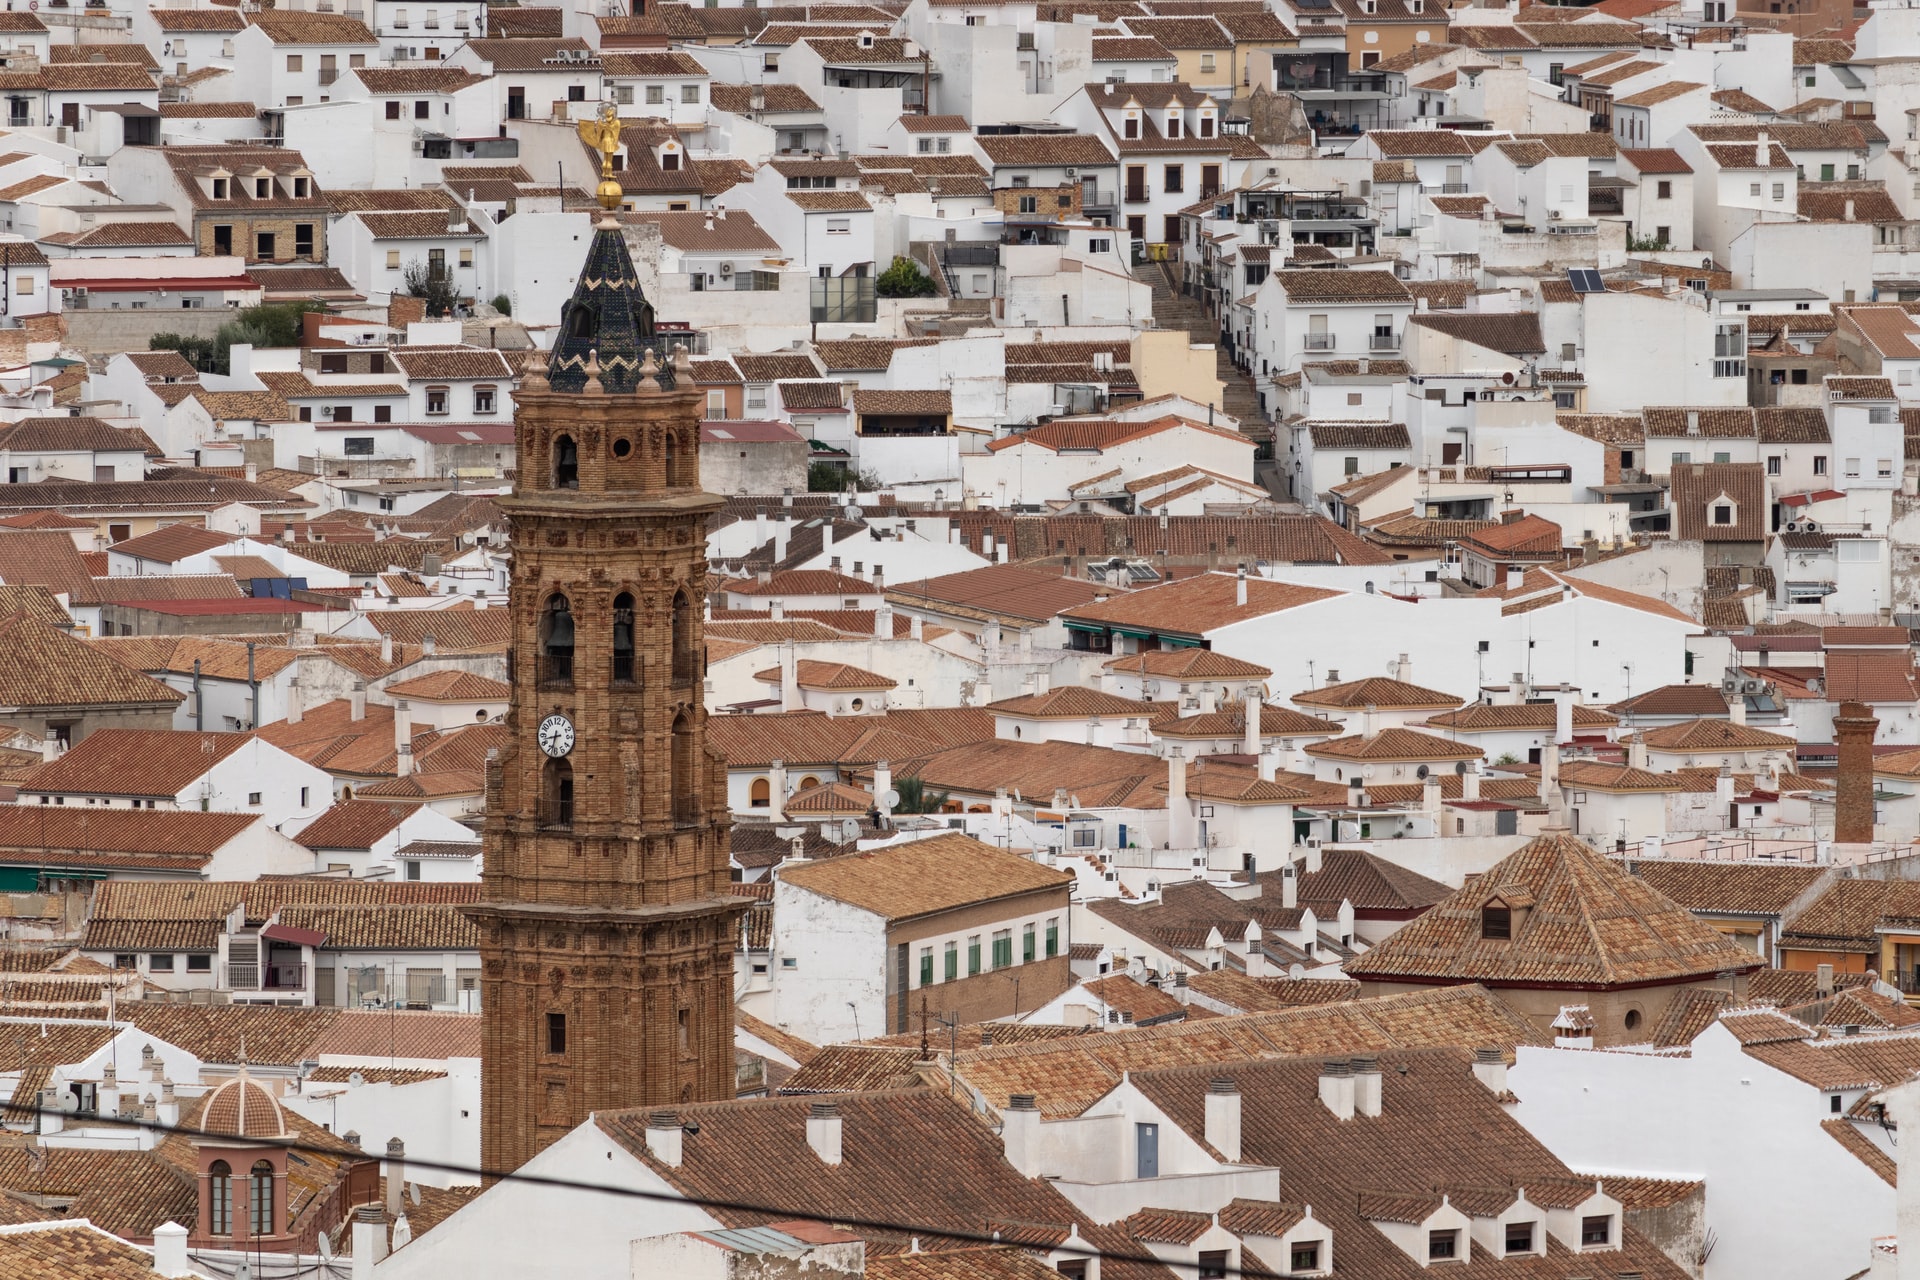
[318, 1236, 333, 1262]
[235, 1263, 252, 1280]
[409, 1182, 421, 1206]
[57, 1093, 79, 1115]
[839, 818, 860, 843]
[881, 788, 901, 810]
[348, 1071, 366, 1087]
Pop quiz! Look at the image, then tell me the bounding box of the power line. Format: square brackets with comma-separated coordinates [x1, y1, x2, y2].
[16, 1102, 1273, 1278]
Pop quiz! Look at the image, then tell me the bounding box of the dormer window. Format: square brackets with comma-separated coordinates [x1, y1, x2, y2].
[292, 176, 309, 198]
[1505, 1221, 1536, 1255]
[1481, 902, 1511, 939]
[1362, 0, 1376, 11]
[1166, 112, 1183, 138]
[211, 177, 229, 199]
[1125, 112, 1139, 139]
[858, 29, 875, 47]
[1427, 1230, 1459, 1261]
[1410, 0, 1423, 11]
[1580, 1216, 1612, 1248]
[1199, 112, 1215, 138]
[255, 177, 272, 199]
[662, 148, 680, 171]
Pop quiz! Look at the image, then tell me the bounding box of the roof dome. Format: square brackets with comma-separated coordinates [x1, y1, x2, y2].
[201, 1072, 288, 1141]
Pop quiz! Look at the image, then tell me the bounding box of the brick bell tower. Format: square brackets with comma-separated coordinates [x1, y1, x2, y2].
[472, 107, 743, 1175]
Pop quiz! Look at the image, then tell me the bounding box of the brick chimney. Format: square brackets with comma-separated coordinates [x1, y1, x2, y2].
[1835, 700, 1880, 844]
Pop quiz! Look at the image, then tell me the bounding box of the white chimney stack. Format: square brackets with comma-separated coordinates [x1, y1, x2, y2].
[150, 1223, 192, 1278]
[286, 668, 303, 725]
[780, 643, 800, 711]
[349, 680, 367, 721]
[351, 1204, 388, 1280]
[874, 758, 892, 824]
[1001, 1094, 1041, 1174]
[1241, 920, 1263, 979]
[380, 632, 393, 664]
[1318, 1059, 1356, 1121]
[1235, 566, 1248, 606]
[645, 1111, 683, 1166]
[394, 699, 412, 759]
[1282, 862, 1298, 909]
[1204, 1078, 1242, 1161]
[1243, 687, 1262, 756]
[875, 601, 893, 640]
[769, 759, 787, 823]
[1472, 1046, 1508, 1095]
[1167, 747, 1191, 847]
[1351, 1055, 1383, 1118]
[385, 1138, 406, 1219]
[806, 1102, 844, 1165]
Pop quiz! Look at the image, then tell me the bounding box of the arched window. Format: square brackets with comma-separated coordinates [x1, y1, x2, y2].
[799, 776, 820, 790]
[672, 713, 697, 823]
[208, 1161, 232, 1236]
[552, 434, 579, 489]
[670, 590, 694, 682]
[612, 592, 636, 684]
[249, 1160, 275, 1238]
[541, 594, 574, 685]
[544, 756, 574, 826]
[749, 778, 770, 807]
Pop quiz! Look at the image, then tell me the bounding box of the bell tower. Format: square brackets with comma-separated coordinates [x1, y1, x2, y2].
[472, 107, 742, 1175]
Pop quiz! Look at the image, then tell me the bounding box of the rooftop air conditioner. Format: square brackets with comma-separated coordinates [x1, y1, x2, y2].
[718, 261, 733, 276]
[1721, 676, 1741, 695]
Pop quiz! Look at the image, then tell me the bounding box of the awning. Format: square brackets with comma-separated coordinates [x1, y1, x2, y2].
[262, 922, 327, 948]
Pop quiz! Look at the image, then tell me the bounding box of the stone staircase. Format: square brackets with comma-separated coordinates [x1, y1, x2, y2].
[1133, 260, 1268, 440]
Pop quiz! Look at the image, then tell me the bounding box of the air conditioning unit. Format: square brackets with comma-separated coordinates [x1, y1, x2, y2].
[1743, 678, 1766, 695]
[718, 261, 733, 276]
[1802, 519, 1820, 533]
[1785, 520, 1803, 532]
[322, 406, 337, 420]
[1065, 167, 1077, 178]
[1721, 676, 1741, 695]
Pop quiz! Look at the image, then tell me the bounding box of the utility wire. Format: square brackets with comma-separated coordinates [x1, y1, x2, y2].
[18, 1102, 1273, 1278]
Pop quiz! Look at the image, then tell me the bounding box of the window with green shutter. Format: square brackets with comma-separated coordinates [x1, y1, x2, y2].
[944, 941, 958, 982]
[992, 930, 1013, 969]
[1046, 919, 1059, 958]
[968, 936, 981, 976]
[1023, 924, 1036, 963]
[919, 947, 933, 987]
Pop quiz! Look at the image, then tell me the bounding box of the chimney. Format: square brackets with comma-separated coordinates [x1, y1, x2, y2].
[1846, 197, 1856, 221]
[1510, 672, 1525, 702]
[1243, 688, 1262, 756]
[1554, 692, 1573, 745]
[769, 759, 787, 823]
[1686, 409, 1700, 436]
[1242, 920, 1264, 978]
[1818, 962, 1835, 999]
[37, 1088, 60, 1135]
[380, 633, 394, 664]
[1395, 653, 1412, 682]
[1325, 669, 1339, 686]
[1257, 746, 1279, 783]
[1715, 765, 1734, 815]
[771, 597, 786, 622]
[1204, 1078, 1242, 1161]
[394, 699, 412, 757]
[1318, 1059, 1356, 1121]
[421, 634, 436, 657]
[997, 539, 1009, 565]
[350, 680, 367, 721]
[1462, 763, 1482, 801]
[645, 1110, 683, 1166]
[40, 734, 57, 763]
[1235, 565, 1248, 606]
[806, 1101, 843, 1165]
[1755, 129, 1769, 167]
[875, 601, 893, 640]
[1000, 1094, 1041, 1174]
[1728, 687, 1746, 726]
[872, 564, 884, 591]
[780, 643, 800, 711]
[755, 507, 768, 548]
[1282, 861, 1299, 909]
[151, 1223, 192, 1278]
[351, 1204, 389, 1280]
[774, 515, 790, 563]
[385, 1138, 406, 1219]
[287, 671, 303, 725]
[244, 462, 258, 484]
[1471, 1046, 1508, 1095]
[1835, 701, 1881, 845]
[1628, 735, 1648, 770]
[874, 758, 893, 824]
[910, 614, 924, 641]
[1304, 839, 1322, 874]
[1351, 1055, 1383, 1118]
[1167, 747, 1191, 847]
[1505, 567, 1525, 592]
[1423, 772, 1442, 817]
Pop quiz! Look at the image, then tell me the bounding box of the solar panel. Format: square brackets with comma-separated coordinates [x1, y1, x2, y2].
[1567, 268, 1605, 294]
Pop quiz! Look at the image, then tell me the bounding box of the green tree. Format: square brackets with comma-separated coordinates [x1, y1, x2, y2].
[490, 293, 512, 316]
[404, 258, 460, 317]
[152, 300, 326, 376]
[875, 255, 936, 299]
[892, 776, 950, 814]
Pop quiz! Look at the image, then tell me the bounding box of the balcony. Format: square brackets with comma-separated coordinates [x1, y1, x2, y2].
[226, 962, 306, 992]
[1123, 187, 1148, 205]
[1370, 334, 1399, 352]
[1304, 333, 1336, 351]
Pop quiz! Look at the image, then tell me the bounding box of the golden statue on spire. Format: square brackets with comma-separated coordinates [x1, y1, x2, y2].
[577, 100, 624, 212]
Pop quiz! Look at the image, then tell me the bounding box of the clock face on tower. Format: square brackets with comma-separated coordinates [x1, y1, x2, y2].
[537, 714, 575, 758]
